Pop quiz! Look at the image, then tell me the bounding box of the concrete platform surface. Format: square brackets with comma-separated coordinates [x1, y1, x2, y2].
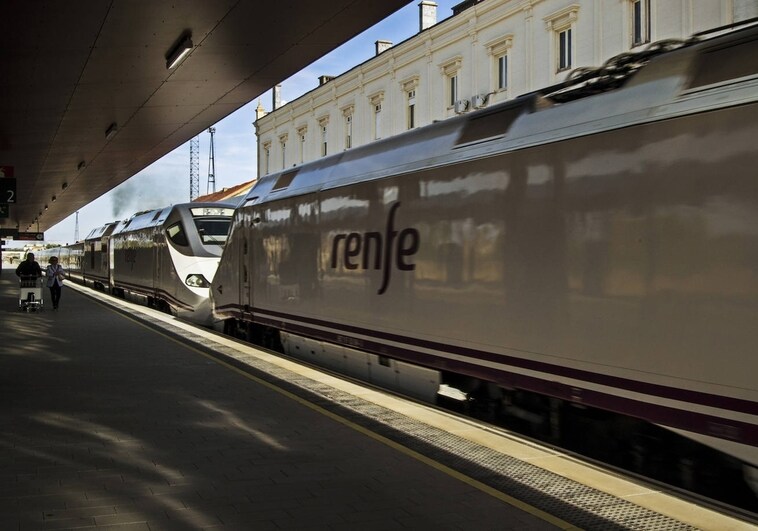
[0, 273, 560, 530]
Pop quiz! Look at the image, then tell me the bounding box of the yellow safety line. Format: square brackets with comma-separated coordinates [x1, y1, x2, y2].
[91, 295, 581, 530]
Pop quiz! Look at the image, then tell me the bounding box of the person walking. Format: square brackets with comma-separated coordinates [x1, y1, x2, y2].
[15, 252, 42, 279]
[45, 256, 66, 310]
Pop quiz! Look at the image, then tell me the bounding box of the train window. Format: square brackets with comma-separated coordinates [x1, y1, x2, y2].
[271, 170, 299, 191]
[687, 36, 758, 89]
[194, 218, 231, 245]
[167, 222, 189, 247]
[455, 98, 531, 146]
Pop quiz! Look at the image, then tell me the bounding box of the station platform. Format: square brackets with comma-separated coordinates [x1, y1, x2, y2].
[0, 269, 754, 531]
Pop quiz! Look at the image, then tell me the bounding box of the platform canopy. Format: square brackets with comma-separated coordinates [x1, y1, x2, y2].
[0, 0, 411, 234]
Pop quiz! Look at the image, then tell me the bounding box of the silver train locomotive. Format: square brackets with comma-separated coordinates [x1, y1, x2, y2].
[212, 23, 758, 505]
[110, 202, 235, 325]
[40, 202, 234, 326]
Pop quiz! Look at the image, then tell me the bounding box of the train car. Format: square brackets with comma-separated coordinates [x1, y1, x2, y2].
[213, 23, 758, 505]
[38, 242, 84, 283]
[82, 221, 120, 290]
[59, 242, 84, 283]
[111, 202, 235, 325]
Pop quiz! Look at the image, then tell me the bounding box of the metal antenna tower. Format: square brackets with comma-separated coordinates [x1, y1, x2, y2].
[74, 211, 79, 242]
[207, 127, 216, 195]
[189, 135, 200, 200]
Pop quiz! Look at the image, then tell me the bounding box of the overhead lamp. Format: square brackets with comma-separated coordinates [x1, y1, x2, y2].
[166, 33, 193, 69]
[105, 122, 118, 140]
[62, 182, 68, 190]
[44, 205, 48, 211]
[52, 195, 57, 202]
[78, 160, 86, 171]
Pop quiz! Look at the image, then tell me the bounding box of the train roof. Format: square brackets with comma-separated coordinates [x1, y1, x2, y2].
[83, 221, 120, 242]
[243, 19, 758, 206]
[111, 201, 237, 236]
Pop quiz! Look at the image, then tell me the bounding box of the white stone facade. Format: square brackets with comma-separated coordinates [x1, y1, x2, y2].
[255, 0, 756, 176]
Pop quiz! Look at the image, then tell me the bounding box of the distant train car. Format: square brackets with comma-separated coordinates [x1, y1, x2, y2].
[111, 202, 235, 325]
[82, 221, 120, 290]
[213, 23, 758, 503]
[38, 242, 84, 283]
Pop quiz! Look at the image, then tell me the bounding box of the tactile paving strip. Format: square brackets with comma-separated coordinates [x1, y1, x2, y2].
[106, 301, 697, 530]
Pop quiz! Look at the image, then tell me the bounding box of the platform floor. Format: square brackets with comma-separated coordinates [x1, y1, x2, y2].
[0, 270, 752, 530]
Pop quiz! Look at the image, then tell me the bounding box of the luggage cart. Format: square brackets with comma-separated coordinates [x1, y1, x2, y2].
[19, 276, 44, 312]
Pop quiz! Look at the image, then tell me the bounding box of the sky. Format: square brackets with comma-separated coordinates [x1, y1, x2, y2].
[42, 1, 460, 245]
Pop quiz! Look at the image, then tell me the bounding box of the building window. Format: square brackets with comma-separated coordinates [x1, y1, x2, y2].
[558, 28, 572, 71]
[374, 103, 382, 139]
[400, 75, 420, 130]
[544, 5, 579, 75]
[297, 127, 307, 165]
[263, 142, 271, 175]
[632, 0, 651, 47]
[497, 55, 508, 90]
[279, 134, 288, 169]
[407, 89, 416, 129]
[369, 92, 384, 140]
[449, 74, 458, 107]
[318, 116, 329, 157]
[486, 35, 513, 95]
[439, 56, 463, 110]
[341, 104, 354, 150]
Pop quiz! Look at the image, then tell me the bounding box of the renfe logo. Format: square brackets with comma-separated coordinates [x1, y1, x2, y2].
[330, 202, 420, 295]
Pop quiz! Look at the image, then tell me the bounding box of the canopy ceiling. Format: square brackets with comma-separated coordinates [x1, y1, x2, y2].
[0, 0, 411, 235]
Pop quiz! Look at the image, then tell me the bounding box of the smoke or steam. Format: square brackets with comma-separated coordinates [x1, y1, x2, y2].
[110, 166, 186, 220]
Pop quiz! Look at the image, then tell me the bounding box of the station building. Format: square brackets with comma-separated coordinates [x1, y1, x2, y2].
[254, 0, 757, 175]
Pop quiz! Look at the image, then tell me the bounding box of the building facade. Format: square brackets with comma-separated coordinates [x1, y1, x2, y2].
[255, 0, 757, 176]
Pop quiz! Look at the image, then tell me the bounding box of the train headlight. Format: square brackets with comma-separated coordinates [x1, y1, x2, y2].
[185, 274, 210, 288]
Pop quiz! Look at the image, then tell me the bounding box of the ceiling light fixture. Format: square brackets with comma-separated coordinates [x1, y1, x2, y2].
[78, 160, 86, 171]
[44, 205, 48, 211]
[105, 122, 118, 140]
[62, 182, 68, 190]
[166, 33, 193, 69]
[52, 195, 56, 202]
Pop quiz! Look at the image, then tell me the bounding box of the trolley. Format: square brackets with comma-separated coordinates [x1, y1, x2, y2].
[19, 276, 44, 312]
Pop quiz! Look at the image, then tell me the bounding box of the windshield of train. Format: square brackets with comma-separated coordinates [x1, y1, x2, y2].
[191, 207, 234, 245]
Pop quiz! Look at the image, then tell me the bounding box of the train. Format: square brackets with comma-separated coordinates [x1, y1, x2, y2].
[38, 202, 235, 325]
[211, 22, 758, 507]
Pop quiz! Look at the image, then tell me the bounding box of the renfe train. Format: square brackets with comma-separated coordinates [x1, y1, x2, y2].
[39, 202, 235, 325]
[212, 22, 758, 507]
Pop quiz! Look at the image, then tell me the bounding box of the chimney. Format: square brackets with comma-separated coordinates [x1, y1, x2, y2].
[419, 1, 437, 31]
[272, 84, 282, 110]
[255, 100, 267, 120]
[318, 75, 334, 86]
[375, 40, 393, 55]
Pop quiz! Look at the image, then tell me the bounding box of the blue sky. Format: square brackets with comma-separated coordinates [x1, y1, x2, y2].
[43, 1, 459, 244]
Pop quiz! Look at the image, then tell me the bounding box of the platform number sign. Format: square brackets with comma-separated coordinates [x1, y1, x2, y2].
[0, 167, 16, 204]
[0, 178, 16, 203]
